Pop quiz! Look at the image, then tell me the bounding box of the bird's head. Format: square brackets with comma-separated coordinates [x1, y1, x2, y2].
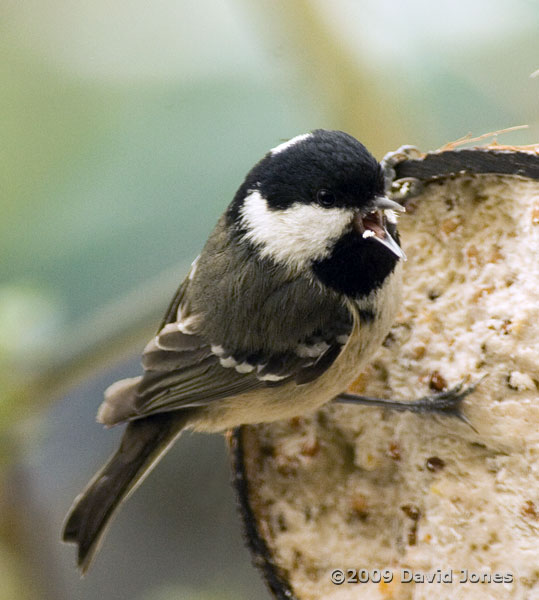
[228, 129, 405, 298]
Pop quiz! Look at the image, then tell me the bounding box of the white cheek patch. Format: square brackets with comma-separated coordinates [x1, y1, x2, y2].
[270, 133, 312, 155]
[239, 191, 353, 270]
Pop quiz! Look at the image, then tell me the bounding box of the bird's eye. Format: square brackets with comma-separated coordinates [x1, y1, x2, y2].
[317, 189, 336, 208]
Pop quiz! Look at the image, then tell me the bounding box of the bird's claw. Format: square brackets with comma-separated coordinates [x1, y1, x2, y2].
[381, 145, 424, 201]
[415, 376, 486, 432]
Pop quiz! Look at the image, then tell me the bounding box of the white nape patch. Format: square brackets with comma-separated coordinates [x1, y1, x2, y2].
[188, 255, 200, 280]
[336, 334, 350, 345]
[362, 230, 376, 239]
[240, 191, 353, 270]
[384, 209, 398, 224]
[296, 341, 329, 358]
[211, 344, 226, 357]
[270, 133, 312, 155]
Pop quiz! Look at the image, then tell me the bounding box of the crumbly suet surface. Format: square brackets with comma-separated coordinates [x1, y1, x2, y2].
[240, 174, 539, 600]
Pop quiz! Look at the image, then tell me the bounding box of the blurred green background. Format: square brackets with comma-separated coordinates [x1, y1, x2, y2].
[1, 1, 538, 599]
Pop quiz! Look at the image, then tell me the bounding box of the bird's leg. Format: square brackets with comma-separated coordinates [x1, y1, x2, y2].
[334, 378, 485, 430]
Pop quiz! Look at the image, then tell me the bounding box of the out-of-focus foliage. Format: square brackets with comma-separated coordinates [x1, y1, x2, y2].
[1, 1, 538, 599]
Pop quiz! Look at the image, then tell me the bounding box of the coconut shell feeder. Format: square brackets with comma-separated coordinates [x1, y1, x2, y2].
[229, 144, 539, 600]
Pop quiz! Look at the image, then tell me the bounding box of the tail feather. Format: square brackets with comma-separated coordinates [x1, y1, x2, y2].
[62, 411, 192, 573]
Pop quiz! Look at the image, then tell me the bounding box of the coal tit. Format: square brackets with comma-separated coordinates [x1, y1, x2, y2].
[63, 129, 407, 571]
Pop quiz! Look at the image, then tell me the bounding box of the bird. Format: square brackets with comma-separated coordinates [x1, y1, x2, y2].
[62, 129, 412, 572]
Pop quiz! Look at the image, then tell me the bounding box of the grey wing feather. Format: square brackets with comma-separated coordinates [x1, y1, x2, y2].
[141, 324, 209, 371]
[136, 357, 263, 412]
[99, 227, 355, 426]
[131, 333, 351, 420]
[101, 318, 351, 425]
[100, 305, 352, 426]
[100, 291, 268, 425]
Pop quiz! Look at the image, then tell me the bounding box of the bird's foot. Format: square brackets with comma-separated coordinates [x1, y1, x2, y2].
[380, 145, 424, 201]
[335, 376, 486, 432]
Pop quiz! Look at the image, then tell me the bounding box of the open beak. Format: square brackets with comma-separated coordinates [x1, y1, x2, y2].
[353, 196, 407, 261]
